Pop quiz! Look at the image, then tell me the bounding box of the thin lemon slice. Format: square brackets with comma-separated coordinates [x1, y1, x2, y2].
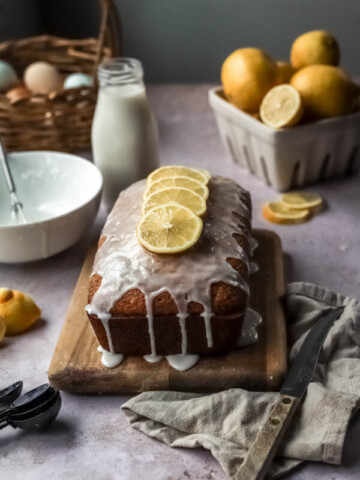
[142, 187, 207, 216]
[260, 84, 303, 128]
[197, 168, 211, 181]
[144, 176, 209, 200]
[147, 166, 209, 185]
[263, 201, 310, 225]
[280, 191, 323, 210]
[137, 204, 203, 254]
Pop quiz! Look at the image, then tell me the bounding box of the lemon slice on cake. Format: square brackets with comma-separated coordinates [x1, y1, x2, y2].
[260, 84, 303, 128]
[147, 166, 210, 185]
[197, 168, 211, 181]
[142, 187, 207, 216]
[137, 204, 203, 254]
[280, 191, 323, 211]
[263, 201, 310, 224]
[144, 176, 209, 200]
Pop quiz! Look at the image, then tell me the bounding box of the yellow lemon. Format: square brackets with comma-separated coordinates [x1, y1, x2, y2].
[148, 166, 209, 185]
[144, 176, 209, 200]
[137, 204, 203, 254]
[290, 30, 340, 69]
[0, 288, 41, 335]
[281, 192, 323, 211]
[262, 202, 310, 225]
[0, 316, 6, 342]
[260, 84, 303, 128]
[290, 65, 358, 119]
[142, 187, 206, 216]
[221, 48, 278, 113]
[276, 61, 297, 84]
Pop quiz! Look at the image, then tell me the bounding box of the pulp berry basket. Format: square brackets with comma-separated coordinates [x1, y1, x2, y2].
[0, 0, 121, 152]
[209, 87, 360, 191]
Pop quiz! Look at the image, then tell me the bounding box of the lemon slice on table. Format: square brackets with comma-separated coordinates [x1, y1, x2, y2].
[280, 192, 323, 211]
[263, 201, 310, 225]
[137, 204, 203, 254]
[260, 84, 303, 128]
[144, 176, 209, 200]
[142, 187, 207, 216]
[147, 166, 209, 185]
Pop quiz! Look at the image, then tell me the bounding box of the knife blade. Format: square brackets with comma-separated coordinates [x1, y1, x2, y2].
[236, 306, 344, 480]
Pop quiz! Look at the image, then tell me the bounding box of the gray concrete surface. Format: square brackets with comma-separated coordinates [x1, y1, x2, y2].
[0, 84, 359, 480]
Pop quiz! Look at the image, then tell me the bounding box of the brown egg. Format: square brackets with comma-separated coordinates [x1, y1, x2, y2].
[6, 84, 31, 103]
[24, 61, 63, 94]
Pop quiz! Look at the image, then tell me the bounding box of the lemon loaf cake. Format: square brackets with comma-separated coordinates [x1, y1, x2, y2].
[86, 175, 252, 371]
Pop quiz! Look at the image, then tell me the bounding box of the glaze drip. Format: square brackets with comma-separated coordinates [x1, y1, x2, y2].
[86, 175, 251, 356]
[237, 308, 262, 347]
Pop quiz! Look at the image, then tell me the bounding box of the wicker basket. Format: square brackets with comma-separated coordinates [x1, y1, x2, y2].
[0, 0, 121, 152]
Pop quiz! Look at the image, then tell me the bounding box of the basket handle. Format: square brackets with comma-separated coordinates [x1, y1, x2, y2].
[93, 0, 123, 81]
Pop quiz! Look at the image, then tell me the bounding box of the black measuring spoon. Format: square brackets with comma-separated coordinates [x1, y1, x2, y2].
[0, 381, 23, 409]
[0, 383, 61, 432]
[8, 393, 62, 432]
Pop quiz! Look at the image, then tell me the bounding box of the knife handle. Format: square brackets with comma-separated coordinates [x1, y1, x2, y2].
[236, 394, 301, 480]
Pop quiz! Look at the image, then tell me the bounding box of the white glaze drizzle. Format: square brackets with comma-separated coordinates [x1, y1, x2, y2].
[97, 345, 124, 368]
[250, 262, 259, 274]
[166, 354, 200, 371]
[86, 176, 251, 358]
[143, 354, 163, 363]
[250, 237, 259, 256]
[236, 308, 262, 348]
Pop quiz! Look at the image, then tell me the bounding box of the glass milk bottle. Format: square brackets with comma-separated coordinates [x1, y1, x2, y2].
[92, 58, 159, 209]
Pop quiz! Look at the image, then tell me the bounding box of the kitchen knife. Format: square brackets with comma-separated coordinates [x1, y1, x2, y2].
[237, 306, 344, 480]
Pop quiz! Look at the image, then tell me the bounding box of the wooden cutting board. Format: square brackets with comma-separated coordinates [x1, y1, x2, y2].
[48, 229, 287, 394]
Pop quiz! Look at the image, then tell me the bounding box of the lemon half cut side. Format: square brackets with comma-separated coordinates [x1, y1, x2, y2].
[260, 84, 303, 128]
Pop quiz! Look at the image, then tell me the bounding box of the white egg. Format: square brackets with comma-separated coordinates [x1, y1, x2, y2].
[0, 60, 17, 92]
[24, 62, 63, 94]
[64, 73, 93, 89]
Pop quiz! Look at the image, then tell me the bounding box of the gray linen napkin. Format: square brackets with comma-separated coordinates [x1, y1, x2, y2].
[122, 282, 360, 479]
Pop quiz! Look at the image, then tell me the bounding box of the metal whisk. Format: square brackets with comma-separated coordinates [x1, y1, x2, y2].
[0, 135, 27, 224]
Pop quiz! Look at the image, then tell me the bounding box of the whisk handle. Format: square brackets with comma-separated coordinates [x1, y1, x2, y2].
[0, 135, 16, 194]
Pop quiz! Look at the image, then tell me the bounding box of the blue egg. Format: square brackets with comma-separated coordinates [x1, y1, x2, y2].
[64, 73, 93, 89]
[0, 60, 17, 92]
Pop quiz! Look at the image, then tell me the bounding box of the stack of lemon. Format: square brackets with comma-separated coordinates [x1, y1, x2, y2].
[221, 30, 359, 129]
[136, 166, 211, 254]
[263, 191, 323, 225]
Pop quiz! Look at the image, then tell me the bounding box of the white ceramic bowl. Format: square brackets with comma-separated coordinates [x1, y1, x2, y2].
[0, 151, 102, 263]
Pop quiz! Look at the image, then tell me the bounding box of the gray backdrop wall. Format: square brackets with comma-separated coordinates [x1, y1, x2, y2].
[0, 0, 359, 82]
[115, 0, 360, 82]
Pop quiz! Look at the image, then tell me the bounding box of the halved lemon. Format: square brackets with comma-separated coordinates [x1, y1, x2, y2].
[144, 176, 209, 200]
[280, 191, 323, 211]
[142, 187, 207, 216]
[147, 166, 209, 185]
[137, 204, 203, 254]
[260, 84, 303, 128]
[0, 316, 6, 342]
[263, 201, 310, 224]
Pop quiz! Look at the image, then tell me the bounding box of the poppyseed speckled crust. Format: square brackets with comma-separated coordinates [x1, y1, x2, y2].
[87, 176, 252, 356]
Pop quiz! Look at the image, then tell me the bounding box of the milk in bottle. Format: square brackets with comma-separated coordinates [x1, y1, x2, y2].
[92, 58, 159, 209]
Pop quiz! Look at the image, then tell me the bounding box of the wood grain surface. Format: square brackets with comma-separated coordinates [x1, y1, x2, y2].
[48, 229, 287, 394]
